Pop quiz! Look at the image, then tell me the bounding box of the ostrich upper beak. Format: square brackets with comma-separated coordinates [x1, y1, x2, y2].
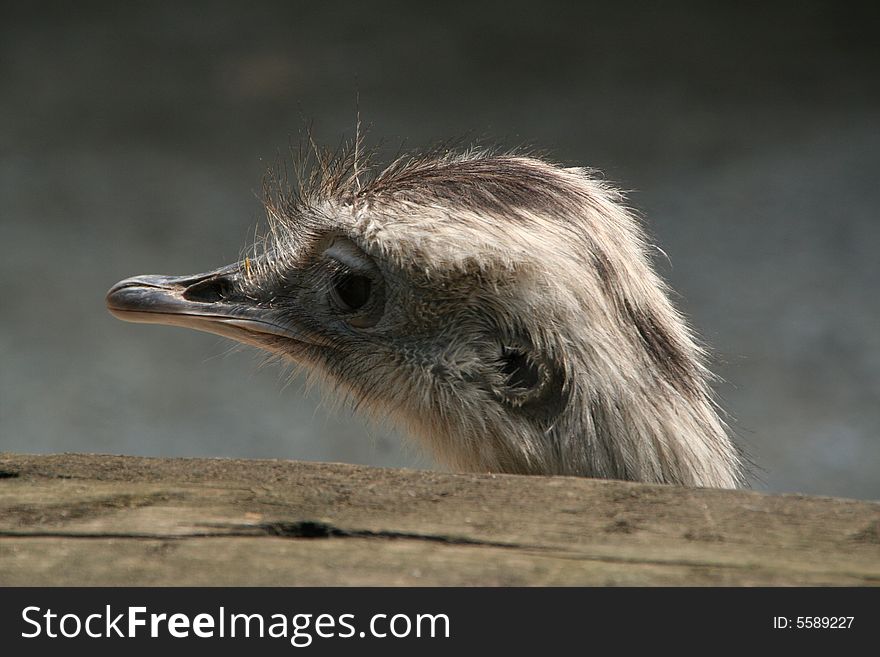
[105, 264, 328, 350]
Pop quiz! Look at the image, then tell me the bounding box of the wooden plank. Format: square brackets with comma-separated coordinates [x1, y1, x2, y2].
[0, 453, 877, 585]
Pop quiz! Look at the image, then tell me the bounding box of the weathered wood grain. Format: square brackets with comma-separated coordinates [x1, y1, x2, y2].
[0, 453, 877, 585]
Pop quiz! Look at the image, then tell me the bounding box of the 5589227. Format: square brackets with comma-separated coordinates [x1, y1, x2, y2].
[796, 617, 853, 629]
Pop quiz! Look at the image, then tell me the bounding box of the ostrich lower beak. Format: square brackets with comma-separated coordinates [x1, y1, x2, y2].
[105, 266, 327, 350]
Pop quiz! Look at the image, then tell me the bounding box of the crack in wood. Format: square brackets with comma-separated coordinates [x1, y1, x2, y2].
[256, 520, 530, 549]
[2, 529, 878, 583]
[0, 520, 533, 551]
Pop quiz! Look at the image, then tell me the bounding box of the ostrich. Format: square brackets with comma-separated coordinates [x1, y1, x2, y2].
[106, 146, 744, 488]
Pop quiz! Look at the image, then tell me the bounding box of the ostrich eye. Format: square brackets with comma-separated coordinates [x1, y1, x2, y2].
[322, 236, 384, 328]
[330, 273, 372, 312]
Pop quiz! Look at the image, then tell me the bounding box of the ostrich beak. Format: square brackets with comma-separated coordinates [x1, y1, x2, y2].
[105, 264, 328, 350]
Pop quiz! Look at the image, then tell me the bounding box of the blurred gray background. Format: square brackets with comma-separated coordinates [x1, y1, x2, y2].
[1, 1, 878, 499]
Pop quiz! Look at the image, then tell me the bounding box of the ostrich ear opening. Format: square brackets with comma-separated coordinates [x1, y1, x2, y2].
[494, 346, 566, 415]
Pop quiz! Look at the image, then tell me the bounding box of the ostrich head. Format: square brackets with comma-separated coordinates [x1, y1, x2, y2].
[106, 147, 743, 488]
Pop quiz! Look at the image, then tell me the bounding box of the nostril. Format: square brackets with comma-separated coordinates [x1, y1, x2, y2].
[183, 277, 234, 303]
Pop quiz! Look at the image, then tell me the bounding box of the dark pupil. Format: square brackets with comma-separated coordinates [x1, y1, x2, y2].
[334, 274, 371, 311]
[500, 349, 540, 389]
